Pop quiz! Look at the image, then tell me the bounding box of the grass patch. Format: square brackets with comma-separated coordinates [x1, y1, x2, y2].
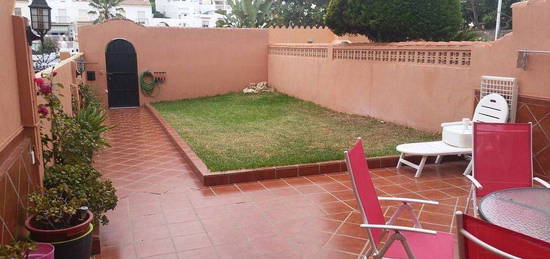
[153, 92, 438, 171]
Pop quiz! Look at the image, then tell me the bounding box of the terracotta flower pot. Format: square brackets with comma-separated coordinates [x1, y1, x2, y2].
[25, 211, 94, 243]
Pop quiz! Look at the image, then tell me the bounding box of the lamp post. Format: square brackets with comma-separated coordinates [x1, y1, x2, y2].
[28, 0, 52, 45]
[494, 0, 503, 40]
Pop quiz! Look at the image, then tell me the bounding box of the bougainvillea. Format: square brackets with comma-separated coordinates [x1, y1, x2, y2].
[37, 105, 49, 117]
[39, 83, 52, 95]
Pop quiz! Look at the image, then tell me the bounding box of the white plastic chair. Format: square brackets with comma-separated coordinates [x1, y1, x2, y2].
[441, 93, 509, 148]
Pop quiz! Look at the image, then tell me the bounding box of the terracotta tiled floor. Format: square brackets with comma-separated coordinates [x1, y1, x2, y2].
[94, 108, 474, 259]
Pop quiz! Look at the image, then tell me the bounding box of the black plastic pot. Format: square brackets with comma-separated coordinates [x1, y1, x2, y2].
[50, 223, 93, 259]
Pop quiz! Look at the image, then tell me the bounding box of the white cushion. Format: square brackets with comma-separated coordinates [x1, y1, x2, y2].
[442, 124, 472, 148]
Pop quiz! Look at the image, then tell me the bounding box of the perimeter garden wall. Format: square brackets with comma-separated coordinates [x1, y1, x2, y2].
[268, 0, 550, 175]
[1, 8, 84, 244]
[76, 1, 550, 176]
[268, 42, 481, 132]
[0, 14, 43, 245]
[79, 20, 269, 107]
[3, 0, 549, 247]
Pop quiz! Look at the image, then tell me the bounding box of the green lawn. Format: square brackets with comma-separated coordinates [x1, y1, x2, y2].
[153, 92, 438, 171]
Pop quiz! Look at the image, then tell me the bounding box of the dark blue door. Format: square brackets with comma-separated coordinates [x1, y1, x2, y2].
[106, 39, 139, 108]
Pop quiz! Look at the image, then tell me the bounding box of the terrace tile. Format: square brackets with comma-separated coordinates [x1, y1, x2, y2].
[134, 238, 175, 258]
[95, 108, 472, 258]
[172, 233, 212, 252]
[177, 247, 217, 259]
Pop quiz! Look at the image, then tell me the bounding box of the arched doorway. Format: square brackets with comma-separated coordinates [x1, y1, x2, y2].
[105, 39, 139, 108]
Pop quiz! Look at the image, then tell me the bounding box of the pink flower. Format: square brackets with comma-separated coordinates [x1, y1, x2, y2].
[39, 83, 52, 95]
[38, 105, 49, 116]
[33, 77, 44, 85]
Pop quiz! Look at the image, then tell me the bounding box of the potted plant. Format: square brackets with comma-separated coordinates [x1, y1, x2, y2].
[35, 72, 116, 256]
[25, 185, 93, 259]
[43, 163, 117, 226]
[0, 240, 54, 259]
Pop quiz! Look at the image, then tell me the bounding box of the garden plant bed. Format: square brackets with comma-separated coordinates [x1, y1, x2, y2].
[149, 92, 443, 185]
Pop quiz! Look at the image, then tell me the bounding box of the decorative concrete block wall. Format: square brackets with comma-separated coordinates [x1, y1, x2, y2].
[268, 42, 482, 132]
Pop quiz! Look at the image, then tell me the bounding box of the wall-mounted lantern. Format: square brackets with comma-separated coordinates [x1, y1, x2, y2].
[76, 56, 86, 75]
[28, 0, 52, 45]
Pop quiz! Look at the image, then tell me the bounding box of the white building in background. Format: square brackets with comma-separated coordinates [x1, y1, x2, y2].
[13, 0, 230, 51]
[153, 0, 229, 27]
[14, 0, 153, 44]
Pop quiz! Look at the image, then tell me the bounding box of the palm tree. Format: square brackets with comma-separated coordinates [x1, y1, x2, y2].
[89, 0, 125, 24]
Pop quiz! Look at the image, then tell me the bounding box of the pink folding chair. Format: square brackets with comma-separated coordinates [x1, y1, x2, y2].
[456, 211, 550, 259]
[465, 123, 550, 217]
[345, 138, 454, 259]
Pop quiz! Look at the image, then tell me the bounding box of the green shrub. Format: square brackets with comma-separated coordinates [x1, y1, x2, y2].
[43, 109, 110, 165]
[34, 72, 117, 228]
[42, 94, 111, 165]
[452, 29, 487, 41]
[216, 0, 273, 28]
[74, 103, 112, 160]
[461, 0, 520, 30]
[44, 163, 117, 225]
[325, 0, 463, 42]
[79, 83, 101, 109]
[0, 241, 36, 259]
[28, 184, 87, 229]
[270, 0, 329, 27]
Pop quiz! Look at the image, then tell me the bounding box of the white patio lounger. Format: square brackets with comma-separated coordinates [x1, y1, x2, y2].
[396, 93, 509, 177]
[396, 142, 471, 177]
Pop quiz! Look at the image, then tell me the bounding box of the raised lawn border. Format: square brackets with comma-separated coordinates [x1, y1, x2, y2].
[145, 103, 459, 186]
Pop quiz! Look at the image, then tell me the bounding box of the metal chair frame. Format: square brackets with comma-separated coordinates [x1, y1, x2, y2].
[456, 211, 521, 259]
